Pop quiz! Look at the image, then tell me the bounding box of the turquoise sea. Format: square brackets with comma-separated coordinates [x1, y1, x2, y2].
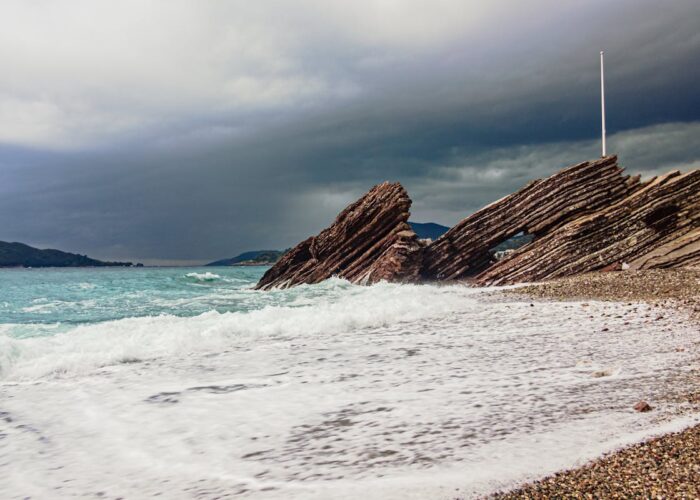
[0, 267, 270, 338]
[1, 267, 699, 499]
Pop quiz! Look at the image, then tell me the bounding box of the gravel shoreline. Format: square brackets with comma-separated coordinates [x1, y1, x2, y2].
[502, 268, 700, 323]
[490, 424, 700, 498]
[487, 268, 700, 499]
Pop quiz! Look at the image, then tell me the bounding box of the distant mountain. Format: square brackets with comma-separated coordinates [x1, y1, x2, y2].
[0, 241, 137, 268]
[409, 222, 449, 240]
[206, 250, 284, 267]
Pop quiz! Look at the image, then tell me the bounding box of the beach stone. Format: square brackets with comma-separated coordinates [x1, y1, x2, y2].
[601, 262, 623, 272]
[634, 401, 653, 412]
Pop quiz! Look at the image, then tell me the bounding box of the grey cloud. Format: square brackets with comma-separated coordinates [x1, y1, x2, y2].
[0, 0, 699, 263]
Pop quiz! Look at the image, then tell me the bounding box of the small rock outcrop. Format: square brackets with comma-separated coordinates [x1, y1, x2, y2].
[478, 169, 700, 285]
[422, 156, 639, 280]
[255, 182, 424, 290]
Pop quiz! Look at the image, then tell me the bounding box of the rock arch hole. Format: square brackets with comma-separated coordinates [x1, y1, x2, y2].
[489, 231, 534, 261]
[644, 205, 679, 230]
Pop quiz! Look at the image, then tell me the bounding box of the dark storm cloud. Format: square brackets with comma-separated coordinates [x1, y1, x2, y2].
[1, 0, 699, 264]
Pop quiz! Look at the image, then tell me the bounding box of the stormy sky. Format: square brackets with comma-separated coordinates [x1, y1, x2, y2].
[1, 1, 699, 264]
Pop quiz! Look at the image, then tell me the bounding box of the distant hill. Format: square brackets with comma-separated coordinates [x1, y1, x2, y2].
[0, 241, 136, 268]
[206, 250, 285, 267]
[409, 222, 449, 240]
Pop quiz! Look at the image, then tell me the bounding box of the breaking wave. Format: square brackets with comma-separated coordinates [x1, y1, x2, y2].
[0, 281, 481, 381]
[185, 271, 222, 282]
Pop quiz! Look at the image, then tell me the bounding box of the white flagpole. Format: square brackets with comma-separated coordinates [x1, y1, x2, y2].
[600, 50, 606, 157]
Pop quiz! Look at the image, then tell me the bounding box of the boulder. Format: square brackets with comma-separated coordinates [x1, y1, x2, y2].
[255, 182, 424, 290]
[634, 401, 653, 412]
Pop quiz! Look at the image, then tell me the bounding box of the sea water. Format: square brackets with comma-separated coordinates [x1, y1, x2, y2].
[1, 267, 698, 499]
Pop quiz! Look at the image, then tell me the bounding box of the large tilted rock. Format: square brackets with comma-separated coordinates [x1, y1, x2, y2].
[422, 156, 640, 280]
[478, 169, 700, 285]
[255, 182, 424, 290]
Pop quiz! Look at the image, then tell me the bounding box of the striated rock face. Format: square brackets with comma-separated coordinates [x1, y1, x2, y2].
[257, 156, 699, 291]
[628, 227, 700, 270]
[478, 169, 700, 285]
[255, 182, 424, 290]
[422, 156, 640, 280]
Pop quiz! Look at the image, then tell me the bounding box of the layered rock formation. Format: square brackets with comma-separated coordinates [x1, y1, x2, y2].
[629, 228, 700, 270]
[421, 156, 640, 280]
[478, 169, 700, 285]
[256, 156, 699, 290]
[255, 182, 424, 290]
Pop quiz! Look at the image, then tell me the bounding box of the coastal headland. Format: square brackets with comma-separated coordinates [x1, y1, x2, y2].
[255, 156, 699, 290]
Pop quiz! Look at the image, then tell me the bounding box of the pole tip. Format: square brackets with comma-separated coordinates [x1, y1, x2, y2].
[600, 50, 604, 55]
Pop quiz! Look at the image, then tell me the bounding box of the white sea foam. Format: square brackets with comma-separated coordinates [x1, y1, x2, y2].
[20, 302, 56, 313]
[185, 271, 222, 282]
[1, 281, 698, 499]
[0, 282, 479, 380]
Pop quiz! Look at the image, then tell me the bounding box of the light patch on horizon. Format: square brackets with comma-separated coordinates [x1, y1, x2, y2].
[405, 121, 700, 225]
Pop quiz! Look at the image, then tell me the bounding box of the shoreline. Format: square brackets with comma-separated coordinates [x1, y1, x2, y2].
[487, 268, 700, 498]
[499, 268, 700, 322]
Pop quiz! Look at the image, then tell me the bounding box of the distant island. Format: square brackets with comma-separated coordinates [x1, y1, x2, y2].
[408, 222, 449, 240]
[0, 241, 140, 268]
[206, 223, 450, 267]
[206, 250, 286, 267]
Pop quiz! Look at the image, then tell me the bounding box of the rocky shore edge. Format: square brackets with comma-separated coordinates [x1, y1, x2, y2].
[486, 268, 700, 498]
